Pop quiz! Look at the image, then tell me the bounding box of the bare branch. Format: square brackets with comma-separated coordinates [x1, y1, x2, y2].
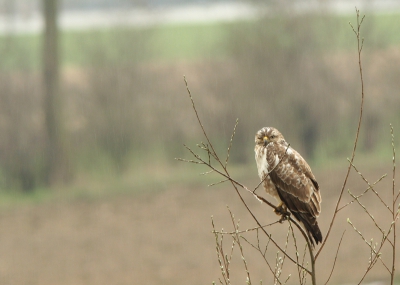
[348, 189, 387, 235]
[317, 7, 366, 260]
[225, 119, 239, 168]
[181, 77, 317, 277]
[229, 178, 312, 274]
[228, 208, 252, 285]
[283, 274, 291, 285]
[175, 157, 204, 164]
[288, 221, 302, 284]
[213, 221, 281, 235]
[209, 179, 230, 187]
[347, 218, 390, 273]
[338, 174, 387, 212]
[200, 170, 214, 176]
[184, 145, 313, 271]
[241, 235, 283, 285]
[211, 216, 230, 285]
[273, 226, 291, 284]
[347, 159, 391, 213]
[300, 244, 308, 285]
[390, 124, 397, 285]
[324, 231, 346, 285]
[183, 76, 219, 162]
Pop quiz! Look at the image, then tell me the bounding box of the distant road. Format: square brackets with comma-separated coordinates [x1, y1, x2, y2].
[0, 0, 399, 35]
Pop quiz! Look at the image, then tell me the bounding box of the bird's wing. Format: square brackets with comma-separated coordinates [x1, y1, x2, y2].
[267, 142, 322, 244]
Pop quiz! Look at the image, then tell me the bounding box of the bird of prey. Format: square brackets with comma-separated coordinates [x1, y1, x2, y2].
[254, 127, 322, 246]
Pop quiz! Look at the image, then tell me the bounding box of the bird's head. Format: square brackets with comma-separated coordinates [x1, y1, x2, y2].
[255, 127, 285, 147]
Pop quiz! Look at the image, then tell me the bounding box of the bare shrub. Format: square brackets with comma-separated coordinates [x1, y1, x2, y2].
[179, 8, 399, 285]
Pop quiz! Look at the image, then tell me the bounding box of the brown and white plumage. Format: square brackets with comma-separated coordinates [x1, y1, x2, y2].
[254, 127, 322, 246]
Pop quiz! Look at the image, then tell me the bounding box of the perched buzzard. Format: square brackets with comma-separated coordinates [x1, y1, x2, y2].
[254, 127, 322, 246]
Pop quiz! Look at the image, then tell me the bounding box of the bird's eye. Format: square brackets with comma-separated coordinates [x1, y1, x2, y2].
[270, 135, 275, 139]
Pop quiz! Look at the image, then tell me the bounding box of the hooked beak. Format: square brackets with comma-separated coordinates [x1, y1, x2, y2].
[263, 136, 269, 146]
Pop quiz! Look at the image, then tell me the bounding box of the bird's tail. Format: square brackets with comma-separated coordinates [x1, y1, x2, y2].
[297, 213, 322, 247]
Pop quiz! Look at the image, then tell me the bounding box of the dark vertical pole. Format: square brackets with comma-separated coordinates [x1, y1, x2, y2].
[43, 0, 67, 185]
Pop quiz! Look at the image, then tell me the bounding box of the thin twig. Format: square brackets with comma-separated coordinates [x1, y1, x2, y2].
[274, 225, 291, 284]
[213, 221, 281, 235]
[175, 158, 204, 164]
[184, 76, 219, 163]
[300, 244, 308, 285]
[225, 119, 239, 168]
[200, 170, 214, 175]
[241, 235, 283, 285]
[338, 174, 387, 212]
[324, 231, 345, 285]
[209, 179, 230, 187]
[348, 189, 387, 236]
[283, 274, 291, 285]
[273, 251, 281, 285]
[228, 208, 252, 285]
[288, 221, 302, 284]
[211, 216, 230, 285]
[347, 218, 390, 273]
[316, 7, 366, 260]
[390, 124, 396, 285]
[347, 159, 391, 213]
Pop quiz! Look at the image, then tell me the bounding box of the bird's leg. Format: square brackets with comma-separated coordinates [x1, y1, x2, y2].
[274, 202, 287, 215]
[274, 202, 290, 223]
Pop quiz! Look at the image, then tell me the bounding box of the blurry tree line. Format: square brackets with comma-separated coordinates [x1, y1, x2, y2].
[0, 1, 399, 192]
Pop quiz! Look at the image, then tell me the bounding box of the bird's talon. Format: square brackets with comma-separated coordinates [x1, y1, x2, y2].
[278, 213, 290, 223]
[274, 204, 289, 216]
[274, 204, 290, 223]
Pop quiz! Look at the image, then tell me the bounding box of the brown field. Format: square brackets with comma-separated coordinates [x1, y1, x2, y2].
[1, 10, 400, 284]
[0, 161, 398, 285]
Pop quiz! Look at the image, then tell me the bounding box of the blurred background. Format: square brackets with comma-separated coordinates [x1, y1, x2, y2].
[0, 0, 399, 284]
